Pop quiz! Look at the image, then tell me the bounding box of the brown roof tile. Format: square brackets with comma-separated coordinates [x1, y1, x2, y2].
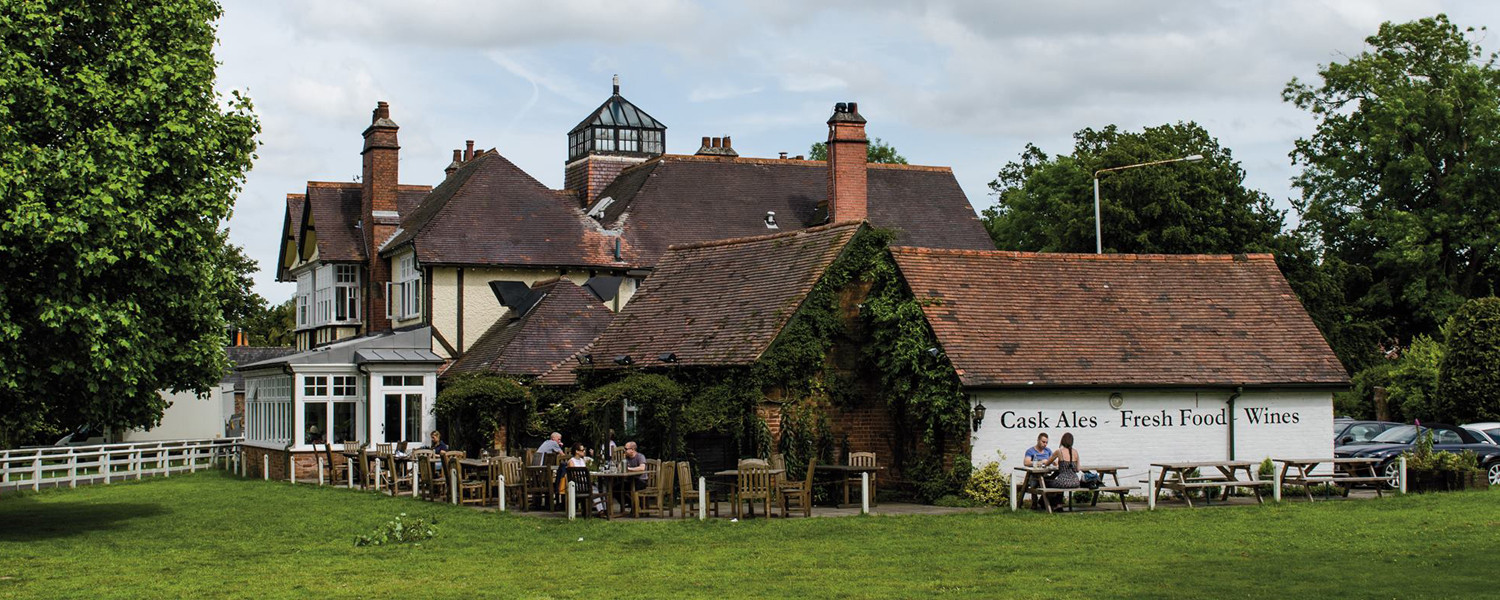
[590, 155, 993, 265]
[587, 222, 863, 369]
[889, 247, 1349, 388]
[384, 151, 628, 268]
[445, 280, 615, 378]
[303, 182, 366, 263]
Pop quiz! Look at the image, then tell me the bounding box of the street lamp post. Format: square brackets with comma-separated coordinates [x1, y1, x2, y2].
[1092, 154, 1204, 254]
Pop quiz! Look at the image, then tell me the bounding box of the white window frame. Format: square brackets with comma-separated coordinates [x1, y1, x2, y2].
[390, 254, 422, 320]
[246, 375, 292, 445]
[334, 265, 359, 322]
[295, 271, 313, 329]
[300, 373, 361, 446]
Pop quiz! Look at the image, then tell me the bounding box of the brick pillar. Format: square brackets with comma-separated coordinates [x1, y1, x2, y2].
[362, 101, 400, 333]
[826, 102, 868, 223]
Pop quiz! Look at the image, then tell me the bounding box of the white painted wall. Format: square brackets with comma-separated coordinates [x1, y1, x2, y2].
[122, 388, 229, 442]
[969, 389, 1335, 483]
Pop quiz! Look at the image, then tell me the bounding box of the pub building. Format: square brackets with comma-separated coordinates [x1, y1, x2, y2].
[890, 247, 1348, 479]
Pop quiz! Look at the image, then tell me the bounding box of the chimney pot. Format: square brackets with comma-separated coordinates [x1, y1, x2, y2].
[835, 102, 847, 113]
[701, 136, 710, 148]
[452, 149, 462, 162]
[849, 102, 858, 114]
[711, 137, 720, 148]
[373, 101, 390, 122]
[723, 136, 732, 149]
[779, 151, 788, 159]
[464, 140, 475, 161]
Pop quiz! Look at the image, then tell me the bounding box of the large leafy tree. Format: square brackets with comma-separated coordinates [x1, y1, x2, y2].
[983, 122, 1285, 255]
[0, 1, 260, 446]
[1285, 14, 1500, 349]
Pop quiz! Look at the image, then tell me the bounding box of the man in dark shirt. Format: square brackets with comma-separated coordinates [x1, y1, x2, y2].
[624, 441, 648, 491]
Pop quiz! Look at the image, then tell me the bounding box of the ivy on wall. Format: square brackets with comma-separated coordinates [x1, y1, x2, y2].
[433, 374, 530, 455]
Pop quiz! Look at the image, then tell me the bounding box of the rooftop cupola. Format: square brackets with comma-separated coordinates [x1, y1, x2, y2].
[565, 76, 668, 207]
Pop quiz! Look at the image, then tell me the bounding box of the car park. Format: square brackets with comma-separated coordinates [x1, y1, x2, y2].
[1333, 418, 1400, 446]
[1334, 423, 1500, 487]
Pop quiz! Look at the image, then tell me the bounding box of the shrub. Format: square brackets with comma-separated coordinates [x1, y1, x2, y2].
[1438, 297, 1500, 423]
[355, 513, 437, 547]
[962, 451, 1011, 507]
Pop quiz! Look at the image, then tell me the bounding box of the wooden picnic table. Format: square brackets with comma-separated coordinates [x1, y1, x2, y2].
[1274, 457, 1387, 501]
[1013, 465, 1135, 513]
[813, 464, 882, 508]
[1150, 460, 1270, 508]
[589, 469, 651, 518]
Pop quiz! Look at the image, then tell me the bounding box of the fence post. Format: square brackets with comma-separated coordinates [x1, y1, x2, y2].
[861, 473, 870, 515]
[449, 466, 459, 505]
[262, 454, 269, 481]
[374, 460, 382, 493]
[567, 482, 577, 520]
[289, 453, 295, 485]
[1273, 465, 1282, 503]
[347, 458, 354, 488]
[102, 452, 111, 485]
[1009, 477, 1018, 512]
[32, 455, 41, 491]
[68, 451, 77, 489]
[1399, 456, 1407, 494]
[699, 477, 707, 521]
[498, 475, 506, 512]
[317, 457, 324, 486]
[410, 465, 417, 496]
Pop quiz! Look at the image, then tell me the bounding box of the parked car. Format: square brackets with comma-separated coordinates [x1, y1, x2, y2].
[1462, 422, 1500, 445]
[1333, 418, 1401, 446]
[1334, 423, 1500, 487]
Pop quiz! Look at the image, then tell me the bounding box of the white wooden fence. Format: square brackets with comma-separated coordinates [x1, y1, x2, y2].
[0, 438, 243, 492]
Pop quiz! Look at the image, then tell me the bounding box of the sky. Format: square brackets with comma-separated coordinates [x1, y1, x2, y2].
[215, 0, 1500, 303]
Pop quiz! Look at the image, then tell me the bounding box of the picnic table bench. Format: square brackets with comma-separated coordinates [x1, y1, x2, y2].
[1015, 465, 1137, 513]
[1149, 460, 1273, 508]
[1274, 457, 1387, 501]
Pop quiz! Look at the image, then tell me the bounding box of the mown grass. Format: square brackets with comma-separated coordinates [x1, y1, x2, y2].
[0, 471, 1495, 599]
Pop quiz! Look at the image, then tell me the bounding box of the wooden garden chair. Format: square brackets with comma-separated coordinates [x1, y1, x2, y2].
[376, 442, 394, 455]
[677, 462, 719, 518]
[383, 452, 413, 496]
[844, 452, 878, 506]
[632, 460, 674, 518]
[566, 467, 612, 520]
[734, 459, 773, 518]
[415, 451, 446, 501]
[499, 456, 525, 510]
[320, 441, 348, 486]
[451, 455, 485, 506]
[780, 458, 818, 518]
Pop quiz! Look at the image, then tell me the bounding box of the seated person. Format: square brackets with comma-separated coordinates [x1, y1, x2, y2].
[536, 432, 564, 457]
[564, 443, 606, 515]
[1042, 432, 1081, 489]
[428, 430, 448, 453]
[1023, 433, 1051, 467]
[624, 441, 648, 492]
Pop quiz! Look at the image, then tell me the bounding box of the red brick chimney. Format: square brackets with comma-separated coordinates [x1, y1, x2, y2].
[826, 101, 868, 223]
[362, 101, 400, 333]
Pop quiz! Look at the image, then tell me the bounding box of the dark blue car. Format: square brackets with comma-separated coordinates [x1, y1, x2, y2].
[1334, 423, 1500, 487]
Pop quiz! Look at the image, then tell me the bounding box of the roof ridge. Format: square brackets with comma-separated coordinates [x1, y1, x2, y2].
[889, 246, 1277, 262]
[667, 220, 863, 251]
[306, 181, 361, 189]
[654, 154, 951, 172]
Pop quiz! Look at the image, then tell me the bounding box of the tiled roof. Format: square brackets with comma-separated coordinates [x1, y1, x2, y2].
[589, 155, 993, 266]
[889, 248, 1350, 388]
[223, 346, 298, 389]
[303, 182, 365, 262]
[533, 343, 595, 387]
[445, 280, 615, 378]
[384, 151, 629, 268]
[276, 194, 304, 282]
[587, 222, 863, 369]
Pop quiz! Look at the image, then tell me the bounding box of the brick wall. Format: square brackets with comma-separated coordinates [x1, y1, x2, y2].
[565, 155, 644, 207]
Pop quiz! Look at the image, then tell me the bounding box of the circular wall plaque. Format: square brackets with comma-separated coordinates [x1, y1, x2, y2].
[1108, 392, 1124, 410]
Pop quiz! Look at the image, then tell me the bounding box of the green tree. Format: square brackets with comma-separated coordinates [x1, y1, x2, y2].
[0, 1, 260, 447]
[1285, 14, 1500, 349]
[240, 298, 295, 347]
[1438, 297, 1500, 423]
[808, 137, 908, 164]
[982, 122, 1285, 255]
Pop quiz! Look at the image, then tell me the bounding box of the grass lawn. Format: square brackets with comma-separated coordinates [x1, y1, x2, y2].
[0, 472, 1495, 599]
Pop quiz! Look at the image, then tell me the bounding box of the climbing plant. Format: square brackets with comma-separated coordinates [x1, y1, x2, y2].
[434, 374, 530, 455]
